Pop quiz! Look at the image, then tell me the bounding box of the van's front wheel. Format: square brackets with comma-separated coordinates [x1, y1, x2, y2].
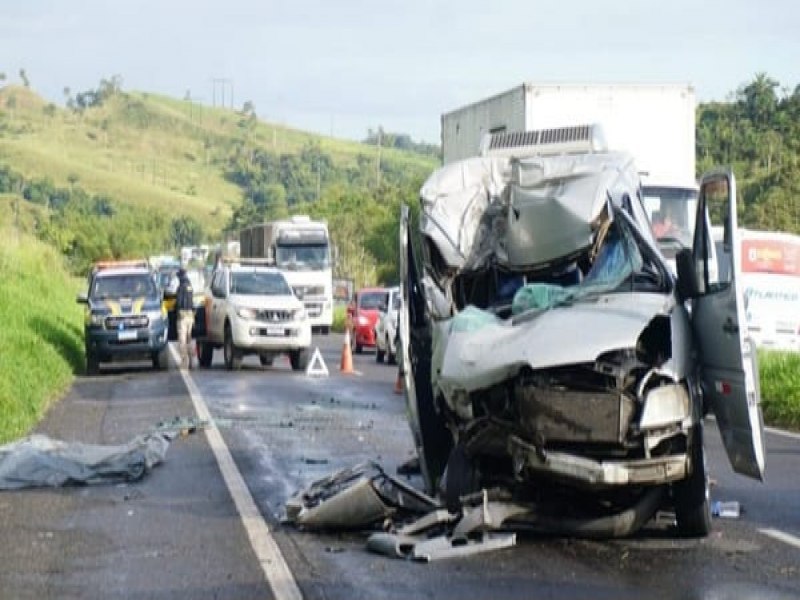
[674, 425, 711, 537]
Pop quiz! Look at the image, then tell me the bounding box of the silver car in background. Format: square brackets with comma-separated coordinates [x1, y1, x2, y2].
[398, 125, 764, 538]
[375, 286, 401, 365]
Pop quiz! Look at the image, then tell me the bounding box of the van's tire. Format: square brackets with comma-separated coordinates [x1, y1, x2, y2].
[198, 342, 214, 368]
[674, 424, 712, 537]
[223, 324, 242, 371]
[444, 444, 480, 512]
[86, 351, 99, 376]
[290, 348, 309, 371]
[387, 336, 397, 365]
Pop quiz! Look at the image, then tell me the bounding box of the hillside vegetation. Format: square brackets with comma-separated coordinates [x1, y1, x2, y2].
[698, 73, 800, 233]
[0, 80, 437, 284]
[0, 223, 83, 443]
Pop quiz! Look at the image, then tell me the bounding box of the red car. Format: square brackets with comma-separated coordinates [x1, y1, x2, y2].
[347, 287, 388, 353]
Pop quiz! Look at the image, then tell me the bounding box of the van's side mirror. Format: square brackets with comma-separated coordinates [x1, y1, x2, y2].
[76, 293, 88, 304]
[675, 248, 700, 300]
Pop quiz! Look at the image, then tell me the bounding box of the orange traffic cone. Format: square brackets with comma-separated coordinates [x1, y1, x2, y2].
[393, 369, 404, 395]
[340, 328, 355, 374]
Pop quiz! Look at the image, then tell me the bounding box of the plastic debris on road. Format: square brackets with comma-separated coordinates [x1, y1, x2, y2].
[285, 464, 521, 561]
[712, 500, 742, 519]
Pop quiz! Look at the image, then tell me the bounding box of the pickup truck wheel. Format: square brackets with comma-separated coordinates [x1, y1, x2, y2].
[224, 324, 242, 371]
[674, 425, 711, 537]
[86, 350, 99, 376]
[259, 353, 274, 367]
[198, 342, 214, 368]
[152, 347, 168, 370]
[387, 336, 397, 365]
[376, 340, 385, 364]
[290, 348, 309, 371]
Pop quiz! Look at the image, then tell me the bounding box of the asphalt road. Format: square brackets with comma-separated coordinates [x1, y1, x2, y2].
[1, 334, 799, 599]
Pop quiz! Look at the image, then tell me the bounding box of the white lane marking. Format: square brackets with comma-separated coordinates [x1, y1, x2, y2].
[759, 528, 800, 551]
[170, 345, 302, 600]
[764, 425, 800, 441]
[707, 415, 800, 441]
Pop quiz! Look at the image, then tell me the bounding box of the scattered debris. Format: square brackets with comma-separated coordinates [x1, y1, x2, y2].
[152, 416, 210, 436]
[285, 465, 526, 562]
[285, 462, 439, 530]
[712, 501, 742, 519]
[366, 490, 523, 561]
[396, 456, 421, 476]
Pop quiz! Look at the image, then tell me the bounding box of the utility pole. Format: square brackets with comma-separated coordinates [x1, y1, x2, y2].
[375, 128, 382, 188]
[316, 157, 321, 202]
[211, 78, 233, 108]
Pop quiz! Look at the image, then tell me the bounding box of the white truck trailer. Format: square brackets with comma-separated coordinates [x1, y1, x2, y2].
[441, 83, 698, 256]
[240, 215, 334, 334]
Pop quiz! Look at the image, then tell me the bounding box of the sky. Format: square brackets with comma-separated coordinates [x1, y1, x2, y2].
[1, 0, 798, 144]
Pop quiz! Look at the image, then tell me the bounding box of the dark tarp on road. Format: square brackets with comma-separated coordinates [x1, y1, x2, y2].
[0, 433, 171, 490]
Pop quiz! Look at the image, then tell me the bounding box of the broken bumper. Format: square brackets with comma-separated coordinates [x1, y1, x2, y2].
[509, 435, 688, 487]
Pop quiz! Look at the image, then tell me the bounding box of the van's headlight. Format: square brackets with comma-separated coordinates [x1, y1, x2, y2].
[292, 308, 307, 321]
[89, 312, 106, 326]
[236, 306, 258, 320]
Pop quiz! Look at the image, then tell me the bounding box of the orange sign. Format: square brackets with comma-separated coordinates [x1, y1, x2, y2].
[741, 238, 800, 276]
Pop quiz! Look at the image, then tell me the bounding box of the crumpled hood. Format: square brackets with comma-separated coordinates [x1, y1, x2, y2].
[434, 293, 671, 400]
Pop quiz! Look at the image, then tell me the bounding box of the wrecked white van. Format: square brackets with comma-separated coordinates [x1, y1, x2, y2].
[398, 125, 764, 537]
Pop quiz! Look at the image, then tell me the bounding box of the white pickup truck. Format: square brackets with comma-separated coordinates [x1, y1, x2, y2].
[197, 260, 312, 370]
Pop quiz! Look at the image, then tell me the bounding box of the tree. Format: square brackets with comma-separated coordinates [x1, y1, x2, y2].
[170, 215, 204, 248]
[738, 72, 779, 126]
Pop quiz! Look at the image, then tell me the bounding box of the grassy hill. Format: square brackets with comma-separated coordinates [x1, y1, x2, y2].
[0, 84, 437, 240]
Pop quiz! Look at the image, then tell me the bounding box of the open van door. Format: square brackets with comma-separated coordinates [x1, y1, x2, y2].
[689, 169, 765, 480]
[398, 205, 453, 494]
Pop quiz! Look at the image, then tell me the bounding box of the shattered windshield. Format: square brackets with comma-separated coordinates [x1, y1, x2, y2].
[276, 244, 330, 271]
[511, 218, 648, 317]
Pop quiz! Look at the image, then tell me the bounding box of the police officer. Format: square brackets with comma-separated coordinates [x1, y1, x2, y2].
[176, 268, 195, 369]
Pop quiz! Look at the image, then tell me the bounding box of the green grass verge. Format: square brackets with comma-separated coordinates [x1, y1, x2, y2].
[0, 227, 84, 443]
[758, 349, 800, 430]
[332, 303, 348, 333]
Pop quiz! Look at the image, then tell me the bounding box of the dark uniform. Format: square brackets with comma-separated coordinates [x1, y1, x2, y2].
[176, 269, 195, 369]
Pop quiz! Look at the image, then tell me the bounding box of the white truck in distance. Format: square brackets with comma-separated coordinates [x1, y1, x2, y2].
[240, 216, 334, 334]
[442, 83, 698, 259]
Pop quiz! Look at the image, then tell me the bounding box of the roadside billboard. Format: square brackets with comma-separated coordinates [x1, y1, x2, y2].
[740, 231, 800, 352]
